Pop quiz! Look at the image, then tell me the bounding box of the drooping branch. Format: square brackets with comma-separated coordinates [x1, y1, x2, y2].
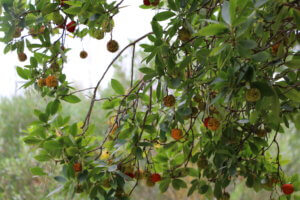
[80, 32, 153, 135]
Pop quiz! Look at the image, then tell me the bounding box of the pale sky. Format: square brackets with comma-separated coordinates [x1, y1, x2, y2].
[0, 1, 155, 97]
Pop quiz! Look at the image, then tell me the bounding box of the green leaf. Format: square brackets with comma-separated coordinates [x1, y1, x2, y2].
[50, 99, 60, 115]
[254, 0, 269, 8]
[23, 136, 42, 145]
[66, 147, 79, 156]
[151, 20, 163, 39]
[229, 0, 237, 25]
[270, 90, 280, 124]
[154, 11, 176, 21]
[188, 182, 198, 196]
[238, 40, 257, 49]
[251, 51, 270, 62]
[111, 79, 125, 95]
[196, 23, 228, 36]
[199, 184, 209, 194]
[172, 179, 187, 190]
[63, 95, 81, 104]
[63, 6, 81, 15]
[139, 67, 156, 75]
[30, 167, 47, 176]
[34, 154, 52, 162]
[16, 67, 30, 80]
[284, 57, 300, 69]
[214, 181, 222, 198]
[39, 113, 49, 123]
[30, 57, 38, 68]
[209, 43, 228, 56]
[221, 1, 231, 25]
[159, 178, 171, 193]
[43, 140, 62, 152]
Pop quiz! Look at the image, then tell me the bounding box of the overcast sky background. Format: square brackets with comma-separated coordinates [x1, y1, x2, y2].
[0, 1, 155, 97]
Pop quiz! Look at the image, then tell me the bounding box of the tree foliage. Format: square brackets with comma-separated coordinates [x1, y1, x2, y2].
[0, 0, 299, 199]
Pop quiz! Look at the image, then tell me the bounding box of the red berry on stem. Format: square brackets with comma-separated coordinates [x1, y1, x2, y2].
[281, 184, 294, 195]
[150, 173, 161, 183]
[66, 21, 76, 33]
[125, 172, 135, 179]
[143, 0, 151, 6]
[203, 117, 211, 128]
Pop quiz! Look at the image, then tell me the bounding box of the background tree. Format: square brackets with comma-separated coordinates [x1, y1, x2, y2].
[0, 0, 299, 200]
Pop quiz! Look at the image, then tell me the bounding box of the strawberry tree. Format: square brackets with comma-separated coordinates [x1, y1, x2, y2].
[0, 0, 299, 199]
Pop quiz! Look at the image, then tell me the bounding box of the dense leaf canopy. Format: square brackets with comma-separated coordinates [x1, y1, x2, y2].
[0, 0, 299, 199]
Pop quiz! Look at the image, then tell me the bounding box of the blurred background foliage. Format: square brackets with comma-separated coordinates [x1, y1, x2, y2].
[0, 59, 299, 200]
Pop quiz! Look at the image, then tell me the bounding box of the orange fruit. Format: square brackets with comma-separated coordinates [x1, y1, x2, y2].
[171, 128, 183, 140]
[45, 75, 58, 87]
[73, 163, 82, 172]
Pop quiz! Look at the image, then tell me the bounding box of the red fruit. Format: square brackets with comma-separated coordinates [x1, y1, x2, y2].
[143, 0, 150, 6]
[73, 163, 82, 172]
[150, 173, 161, 183]
[66, 21, 76, 33]
[281, 184, 294, 195]
[203, 117, 211, 128]
[125, 172, 135, 179]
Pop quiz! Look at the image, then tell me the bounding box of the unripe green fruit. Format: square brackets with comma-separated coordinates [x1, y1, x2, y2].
[92, 29, 104, 40]
[178, 28, 192, 42]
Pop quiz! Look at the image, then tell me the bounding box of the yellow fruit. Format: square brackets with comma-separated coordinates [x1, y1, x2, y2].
[37, 78, 46, 87]
[100, 149, 110, 160]
[245, 88, 261, 102]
